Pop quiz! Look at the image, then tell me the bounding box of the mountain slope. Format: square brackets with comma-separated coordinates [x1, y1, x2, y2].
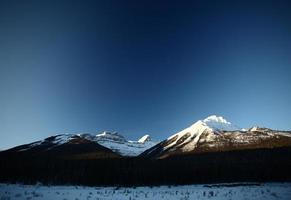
[74, 132, 156, 156]
[141, 115, 291, 158]
[1, 116, 291, 185]
[3, 134, 120, 159]
[3, 132, 156, 157]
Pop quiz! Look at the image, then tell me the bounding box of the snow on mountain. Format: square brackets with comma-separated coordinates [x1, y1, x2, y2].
[141, 115, 291, 158]
[163, 115, 239, 152]
[202, 115, 240, 131]
[95, 132, 127, 142]
[18, 132, 157, 157]
[91, 132, 156, 156]
[10, 115, 291, 158]
[138, 135, 151, 143]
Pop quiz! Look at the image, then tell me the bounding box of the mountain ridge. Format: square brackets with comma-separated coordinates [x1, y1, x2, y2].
[141, 115, 291, 158]
[2, 115, 291, 158]
[3, 131, 157, 157]
[1, 115, 291, 186]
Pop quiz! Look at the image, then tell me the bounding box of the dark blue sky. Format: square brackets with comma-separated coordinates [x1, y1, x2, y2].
[1, 0, 291, 149]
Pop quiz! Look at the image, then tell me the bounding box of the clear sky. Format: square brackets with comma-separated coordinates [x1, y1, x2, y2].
[1, 0, 291, 150]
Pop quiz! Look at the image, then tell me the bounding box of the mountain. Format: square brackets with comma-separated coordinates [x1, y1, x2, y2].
[3, 134, 120, 159]
[1, 115, 291, 186]
[81, 132, 156, 156]
[141, 115, 291, 158]
[3, 131, 156, 157]
[3, 115, 291, 159]
[138, 134, 151, 143]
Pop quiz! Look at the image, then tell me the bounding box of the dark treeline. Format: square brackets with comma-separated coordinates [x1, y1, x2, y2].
[1, 147, 291, 186]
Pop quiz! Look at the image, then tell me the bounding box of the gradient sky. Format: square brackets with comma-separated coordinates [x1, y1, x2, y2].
[1, 0, 291, 149]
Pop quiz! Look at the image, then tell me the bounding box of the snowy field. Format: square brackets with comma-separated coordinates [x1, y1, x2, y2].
[1, 182, 291, 200]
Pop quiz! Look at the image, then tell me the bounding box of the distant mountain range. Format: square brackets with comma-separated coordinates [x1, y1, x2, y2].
[5, 131, 156, 157]
[1, 115, 291, 186]
[3, 115, 291, 158]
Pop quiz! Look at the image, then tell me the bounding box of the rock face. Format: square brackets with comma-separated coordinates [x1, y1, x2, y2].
[141, 115, 291, 158]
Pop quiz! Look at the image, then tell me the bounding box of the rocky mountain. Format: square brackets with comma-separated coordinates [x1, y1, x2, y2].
[3, 115, 291, 159]
[141, 115, 291, 158]
[1, 115, 291, 186]
[3, 134, 120, 159]
[3, 131, 156, 157]
[80, 132, 156, 156]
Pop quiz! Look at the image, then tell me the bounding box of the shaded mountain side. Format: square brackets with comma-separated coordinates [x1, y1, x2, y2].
[0, 137, 120, 160]
[1, 146, 291, 186]
[4, 132, 156, 157]
[194, 130, 291, 153]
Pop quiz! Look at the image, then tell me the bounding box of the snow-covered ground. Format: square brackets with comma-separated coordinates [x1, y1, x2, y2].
[1, 182, 291, 200]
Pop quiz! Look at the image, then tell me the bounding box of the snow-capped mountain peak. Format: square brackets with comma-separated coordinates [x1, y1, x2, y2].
[95, 131, 127, 142]
[161, 115, 240, 152]
[200, 115, 240, 131]
[138, 135, 151, 143]
[93, 132, 156, 156]
[141, 115, 291, 158]
[249, 126, 259, 132]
